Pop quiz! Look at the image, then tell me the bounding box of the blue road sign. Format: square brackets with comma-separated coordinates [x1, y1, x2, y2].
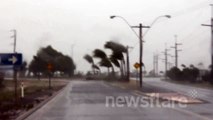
[0, 53, 22, 66]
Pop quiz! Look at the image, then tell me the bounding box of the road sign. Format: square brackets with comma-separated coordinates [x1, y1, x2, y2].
[0, 53, 22, 66]
[134, 62, 141, 69]
[47, 63, 53, 71]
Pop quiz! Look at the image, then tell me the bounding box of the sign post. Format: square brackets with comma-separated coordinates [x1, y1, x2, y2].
[47, 63, 53, 90]
[0, 53, 22, 66]
[0, 53, 22, 103]
[134, 62, 141, 87]
[20, 82, 24, 98]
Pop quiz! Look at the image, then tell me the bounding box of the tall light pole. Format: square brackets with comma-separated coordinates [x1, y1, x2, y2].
[143, 15, 171, 37]
[110, 16, 140, 39]
[110, 15, 171, 87]
[202, 4, 213, 81]
[131, 24, 150, 87]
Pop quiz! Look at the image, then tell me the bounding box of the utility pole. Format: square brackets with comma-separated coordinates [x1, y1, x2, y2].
[162, 44, 169, 79]
[168, 62, 173, 70]
[171, 35, 182, 68]
[153, 53, 159, 76]
[11, 29, 17, 103]
[168, 54, 174, 69]
[132, 24, 150, 88]
[202, 4, 213, 81]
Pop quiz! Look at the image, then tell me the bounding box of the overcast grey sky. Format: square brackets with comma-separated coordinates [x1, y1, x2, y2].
[0, 0, 212, 73]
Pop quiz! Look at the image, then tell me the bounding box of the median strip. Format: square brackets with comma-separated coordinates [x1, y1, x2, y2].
[144, 92, 204, 104]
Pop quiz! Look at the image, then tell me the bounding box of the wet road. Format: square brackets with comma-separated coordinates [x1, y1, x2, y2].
[141, 78, 213, 119]
[25, 80, 212, 120]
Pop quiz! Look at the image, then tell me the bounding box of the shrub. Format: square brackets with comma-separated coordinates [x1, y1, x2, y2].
[167, 67, 182, 80]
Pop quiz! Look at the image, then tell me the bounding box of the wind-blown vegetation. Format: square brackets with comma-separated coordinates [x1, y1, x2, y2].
[83, 41, 128, 80]
[28, 45, 76, 78]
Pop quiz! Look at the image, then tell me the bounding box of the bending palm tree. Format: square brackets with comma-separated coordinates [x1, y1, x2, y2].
[93, 49, 114, 75]
[84, 54, 100, 74]
[104, 41, 127, 78]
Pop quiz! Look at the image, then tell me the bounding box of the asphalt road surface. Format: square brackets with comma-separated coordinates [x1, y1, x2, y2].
[142, 78, 213, 119]
[25, 80, 213, 120]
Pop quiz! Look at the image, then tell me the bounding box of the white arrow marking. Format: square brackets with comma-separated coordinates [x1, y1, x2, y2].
[8, 56, 18, 64]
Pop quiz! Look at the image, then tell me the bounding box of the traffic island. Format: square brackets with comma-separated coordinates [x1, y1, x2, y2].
[144, 93, 204, 104]
[107, 80, 205, 104]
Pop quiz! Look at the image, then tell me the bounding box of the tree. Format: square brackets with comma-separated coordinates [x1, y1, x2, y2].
[84, 54, 100, 74]
[104, 41, 127, 78]
[167, 67, 182, 80]
[167, 64, 200, 82]
[55, 55, 76, 76]
[93, 49, 114, 75]
[189, 65, 199, 82]
[28, 56, 46, 79]
[28, 45, 76, 78]
[84, 54, 94, 64]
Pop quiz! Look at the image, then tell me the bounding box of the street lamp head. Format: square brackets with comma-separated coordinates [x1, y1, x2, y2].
[110, 15, 116, 19]
[164, 15, 171, 18]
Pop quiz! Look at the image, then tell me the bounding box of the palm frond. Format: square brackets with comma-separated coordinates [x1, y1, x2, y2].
[83, 54, 94, 64]
[93, 49, 107, 59]
[92, 64, 100, 70]
[99, 58, 112, 68]
[104, 41, 127, 53]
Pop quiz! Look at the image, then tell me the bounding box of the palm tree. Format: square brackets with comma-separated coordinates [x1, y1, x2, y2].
[93, 49, 114, 75]
[84, 54, 100, 74]
[84, 54, 94, 64]
[104, 41, 127, 78]
[181, 64, 186, 68]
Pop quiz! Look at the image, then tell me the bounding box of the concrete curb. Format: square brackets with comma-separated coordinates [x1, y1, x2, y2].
[15, 85, 68, 120]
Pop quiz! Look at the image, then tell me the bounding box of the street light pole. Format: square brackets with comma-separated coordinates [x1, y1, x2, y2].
[132, 24, 150, 87]
[110, 15, 171, 87]
[143, 15, 171, 37]
[110, 15, 140, 39]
